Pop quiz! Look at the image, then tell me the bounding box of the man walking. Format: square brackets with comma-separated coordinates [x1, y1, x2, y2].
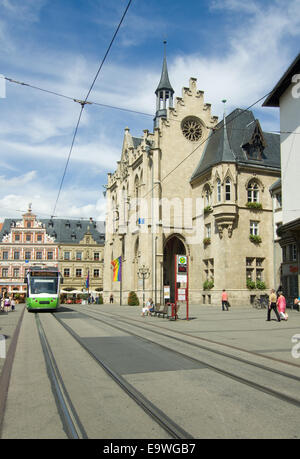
[267, 289, 281, 322]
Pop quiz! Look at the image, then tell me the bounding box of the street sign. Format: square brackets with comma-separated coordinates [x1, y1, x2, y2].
[175, 254, 189, 320]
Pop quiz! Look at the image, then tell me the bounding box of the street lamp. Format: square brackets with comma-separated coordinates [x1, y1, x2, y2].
[138, 264, 150, 307]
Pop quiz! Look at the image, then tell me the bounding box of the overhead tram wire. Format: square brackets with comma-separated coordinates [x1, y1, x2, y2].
[51, 0, 133, 218]
[0, 89, 291, 221]
[1, 75, 153, 118]
[3, 89, 276, 219]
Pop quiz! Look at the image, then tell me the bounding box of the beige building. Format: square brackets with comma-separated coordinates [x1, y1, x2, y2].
[59, 227, 105, 294]
[103, 53, 280, 307]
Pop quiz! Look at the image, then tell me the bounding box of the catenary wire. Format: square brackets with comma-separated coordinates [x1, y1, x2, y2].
[2, 74, 300, 135]
[51, 0, 133, 218]
[0, 89, 292, 220]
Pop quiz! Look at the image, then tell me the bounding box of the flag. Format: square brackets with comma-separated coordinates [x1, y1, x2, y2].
[111, 256, 122, 282]
[86, 271, 89, 289]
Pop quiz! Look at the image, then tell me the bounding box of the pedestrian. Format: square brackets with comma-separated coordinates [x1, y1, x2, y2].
[141, 301, 150, 317]
[294, 296, 300, 311]
[4, 297, 10, 313]
[267, 289, 281, 322]
[0, 296, 4, 312]
[277, 291, 288, 321]
[146, 298, 155, 315]
[221, 289, 229, 311]
[11, 297, 16, 311]
[109, 293, 114, 304]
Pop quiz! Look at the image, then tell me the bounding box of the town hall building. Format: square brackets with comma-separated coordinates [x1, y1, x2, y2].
[103, 49, 281, 307]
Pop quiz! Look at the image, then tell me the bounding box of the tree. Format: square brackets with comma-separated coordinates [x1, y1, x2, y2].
[128, 291, 139, 306]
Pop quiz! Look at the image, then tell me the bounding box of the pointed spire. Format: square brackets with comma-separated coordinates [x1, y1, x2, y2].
[155, 41, 174, 94]
[154, 41, 174, 128]
[221, 99, 236, 161]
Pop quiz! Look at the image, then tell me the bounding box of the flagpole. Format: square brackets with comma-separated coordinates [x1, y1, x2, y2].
[120, 256, 122, 306]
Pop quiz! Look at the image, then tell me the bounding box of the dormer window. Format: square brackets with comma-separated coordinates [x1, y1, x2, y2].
[71, 232, 76, 241]
[49, 220, 54, 228]
[243, 122, 266, 161]
[76, 221, 82, 228]
[66, 221, 71, 228]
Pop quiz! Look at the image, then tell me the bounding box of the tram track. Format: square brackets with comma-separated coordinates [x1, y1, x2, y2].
[83, 306, 300, 370]
[35, 313, 88, 439]
[71, 306, 300, 410]
[35, 311, 193, 439]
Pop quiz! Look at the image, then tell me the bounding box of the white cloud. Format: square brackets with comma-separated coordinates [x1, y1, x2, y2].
[169, 0, 300, 121]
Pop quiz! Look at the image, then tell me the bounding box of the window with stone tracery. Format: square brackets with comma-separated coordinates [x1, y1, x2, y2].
[181, 116, 203, 141]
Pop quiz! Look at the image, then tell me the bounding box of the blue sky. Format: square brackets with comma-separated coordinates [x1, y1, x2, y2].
[0, 0, 299, 222]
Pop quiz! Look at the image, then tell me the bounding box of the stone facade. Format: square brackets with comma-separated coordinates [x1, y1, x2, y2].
[0, 206, 58, 296]
[103, 60, 280, 307]
[59, 229, 104, 294]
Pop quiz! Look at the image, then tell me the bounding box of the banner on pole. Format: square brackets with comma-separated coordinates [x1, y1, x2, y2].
[111, 256, 122, 282]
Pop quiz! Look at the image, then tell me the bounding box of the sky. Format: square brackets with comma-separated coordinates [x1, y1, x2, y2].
[0, 0, 299, 223]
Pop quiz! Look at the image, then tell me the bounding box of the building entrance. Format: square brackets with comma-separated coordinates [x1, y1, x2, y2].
[163, 235, 186, 303]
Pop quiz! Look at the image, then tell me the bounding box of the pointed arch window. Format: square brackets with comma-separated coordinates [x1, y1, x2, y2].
[247, 181, 259, 203]
[225, 178, 231, 201]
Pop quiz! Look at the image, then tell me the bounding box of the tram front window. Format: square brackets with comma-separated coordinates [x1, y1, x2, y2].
[30, 277, 58, 295]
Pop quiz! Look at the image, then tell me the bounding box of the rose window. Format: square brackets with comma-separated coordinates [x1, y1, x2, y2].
[181, 117, 203, 141]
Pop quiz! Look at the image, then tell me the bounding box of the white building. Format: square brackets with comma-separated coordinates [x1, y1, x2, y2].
[264, 52, 300, 300]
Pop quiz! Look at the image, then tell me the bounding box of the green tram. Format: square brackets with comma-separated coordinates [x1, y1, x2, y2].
[25, 266, 63, 311]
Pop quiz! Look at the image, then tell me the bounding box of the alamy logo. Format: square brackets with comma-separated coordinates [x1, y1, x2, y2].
[0, 75, 6, 98]
[291, 334, 300, 359]
[291, 74, 300, 99]
[0, 334, 6, 358]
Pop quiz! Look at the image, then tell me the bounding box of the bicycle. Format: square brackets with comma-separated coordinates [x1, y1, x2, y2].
[253, 295, 268, 309]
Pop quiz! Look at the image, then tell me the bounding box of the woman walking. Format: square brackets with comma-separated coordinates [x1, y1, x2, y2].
[277, 291, 288, 321]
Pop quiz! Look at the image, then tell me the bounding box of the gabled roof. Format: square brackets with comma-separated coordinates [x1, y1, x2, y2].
[263, 52, 300, 107]
[190, 109, 280, 182]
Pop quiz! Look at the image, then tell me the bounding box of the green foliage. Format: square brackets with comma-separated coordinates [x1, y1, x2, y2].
[246, 279, 256, 290]
[249, 234, 262, 244]
[246, 202, 262, 210]
[203, 280, 214, 290]
[128, 291, 139, 306]
[246, 279, 266, 290]
[256, 280, 266, 290]
[99, 294, 103, 304]
[203, 237, 211, 246]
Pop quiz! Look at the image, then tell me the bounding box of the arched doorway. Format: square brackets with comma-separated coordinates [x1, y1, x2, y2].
[163, 235, 186, 302]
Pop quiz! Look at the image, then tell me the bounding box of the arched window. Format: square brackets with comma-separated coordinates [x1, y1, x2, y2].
[247, 181, 259, 203]
[225, 178, 231, 201]
[216, 179, 221, 202]
[204, 185, 212, 206]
